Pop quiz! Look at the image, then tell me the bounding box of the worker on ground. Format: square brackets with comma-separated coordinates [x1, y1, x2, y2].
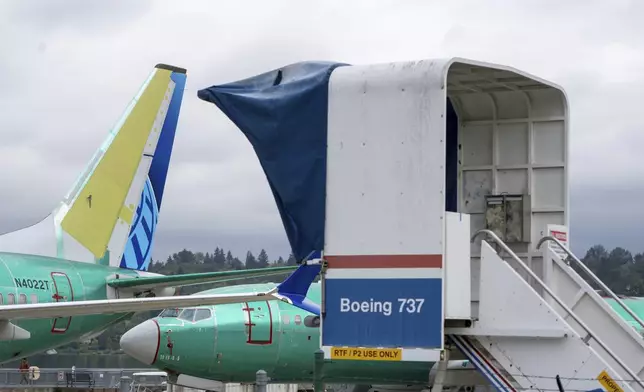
[19, 358, 29, 385]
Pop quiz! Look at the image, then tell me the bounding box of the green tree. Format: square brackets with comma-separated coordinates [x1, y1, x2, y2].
[213, 248, 226, 268]
[257, 249, 269, 268]
[231, 257, 244, 270]
[245, 251, 257, 269]
[225, 251, 243, 270]
[194, 252, 205, 264]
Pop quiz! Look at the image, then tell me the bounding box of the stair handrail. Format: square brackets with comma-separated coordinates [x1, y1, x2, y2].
[472, 229, 644, 389]
[537, 235, 644, 331]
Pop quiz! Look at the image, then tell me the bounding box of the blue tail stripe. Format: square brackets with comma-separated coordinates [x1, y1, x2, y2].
[132, 235, 144, 265]
[149, 71, 186, 209]
[119, 70, 186, 271]
[141, 215, 152, 241]
[277, 262, 322, 315]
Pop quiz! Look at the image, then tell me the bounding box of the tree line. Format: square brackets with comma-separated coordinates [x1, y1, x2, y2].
[149, 247, 298, 277]
[574, 245, 644, 296]
[60, 243, 644, 355]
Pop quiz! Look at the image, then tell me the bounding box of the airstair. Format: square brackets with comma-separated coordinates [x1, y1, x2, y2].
[446, 230, 644, 392]
[198, 57, 644, 392]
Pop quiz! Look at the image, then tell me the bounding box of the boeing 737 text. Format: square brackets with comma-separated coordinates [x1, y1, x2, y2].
[340, 298, 425, 316]
[323, 278, 442, 348]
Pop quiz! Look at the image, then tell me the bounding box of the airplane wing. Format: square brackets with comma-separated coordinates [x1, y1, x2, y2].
[0, 290, 282, 320]
[107, 266, 297, 291]
[0, 263, 321, 321]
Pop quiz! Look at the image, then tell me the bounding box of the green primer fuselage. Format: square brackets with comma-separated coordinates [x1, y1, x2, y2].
[0, 252, 139, 362]
[151, 282, 433, 385]
[149, 285, 644, 385]
[605, 298, 644, 333]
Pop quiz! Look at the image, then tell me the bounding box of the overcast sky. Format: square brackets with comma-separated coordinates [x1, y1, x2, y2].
[0, 0, 642, 262]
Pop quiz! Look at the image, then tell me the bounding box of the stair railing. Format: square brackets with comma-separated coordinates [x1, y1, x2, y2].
[471, 229, 644, 390]
[537, 235, 644, 331]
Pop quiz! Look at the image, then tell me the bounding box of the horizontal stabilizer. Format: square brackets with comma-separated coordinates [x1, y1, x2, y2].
[107, 266, 297, 291]
[274, 261, 322, 315]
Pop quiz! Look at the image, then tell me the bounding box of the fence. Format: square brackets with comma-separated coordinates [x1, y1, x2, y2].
[0, 368, 153, 389]
[1, 354, 148, 369]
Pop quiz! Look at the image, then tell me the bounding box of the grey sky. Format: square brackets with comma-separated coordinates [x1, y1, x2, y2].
[0, 0, 642, 262]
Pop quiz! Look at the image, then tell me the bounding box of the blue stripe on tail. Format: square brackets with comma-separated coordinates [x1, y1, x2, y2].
[120, 179, 159, 270]
[276, 260, 322, 315]
[119, 70, 186, 271]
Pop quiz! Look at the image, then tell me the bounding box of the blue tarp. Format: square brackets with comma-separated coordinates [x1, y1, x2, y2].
[197, 61, 348, 262]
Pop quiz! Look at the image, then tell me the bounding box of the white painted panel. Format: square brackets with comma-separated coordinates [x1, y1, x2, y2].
[533, 121, 565, 164]
[497, 123, 528, 165]
[528, 89, 566, 118]
[457, 94, 494, 121]
[533, 168, 565, 209]
[496, 169, 528, 194]
[531, 212, 565, 251]
[495, 91, 529, 120]
[462, 171, 492, 214]
[458, 242, 570, 337]
[325, 63, 445, 256]
[460, 124, 493, 166]
[504, 255, 531, 282]
[445, 212, 471, 320]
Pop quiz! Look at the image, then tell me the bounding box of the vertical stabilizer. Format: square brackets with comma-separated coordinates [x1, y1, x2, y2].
[0, 64, 187, 271]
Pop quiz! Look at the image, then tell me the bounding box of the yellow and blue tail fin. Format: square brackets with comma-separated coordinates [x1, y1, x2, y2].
[0, 64, 187, 271]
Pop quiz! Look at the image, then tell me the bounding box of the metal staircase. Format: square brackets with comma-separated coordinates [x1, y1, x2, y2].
[536, 235, 644, 385]
[447, 230, 644, 392]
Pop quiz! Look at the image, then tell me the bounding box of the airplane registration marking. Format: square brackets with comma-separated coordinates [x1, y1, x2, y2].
[14, 278, 50, 291]
[330, 347, 402, 361]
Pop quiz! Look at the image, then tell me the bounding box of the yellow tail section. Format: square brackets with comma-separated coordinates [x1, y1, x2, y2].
[61, 69, 173, 258]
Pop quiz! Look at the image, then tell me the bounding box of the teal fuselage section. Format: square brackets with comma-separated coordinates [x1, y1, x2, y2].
[152, 282, 433, 385]
[0, 252, 138, 363]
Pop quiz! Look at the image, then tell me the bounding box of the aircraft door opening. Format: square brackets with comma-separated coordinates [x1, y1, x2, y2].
[51, 272, 74, 333]
[243, 301, 273, 344]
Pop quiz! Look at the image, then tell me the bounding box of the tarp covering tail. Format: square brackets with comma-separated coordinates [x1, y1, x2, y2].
[197, 61, 348, 262]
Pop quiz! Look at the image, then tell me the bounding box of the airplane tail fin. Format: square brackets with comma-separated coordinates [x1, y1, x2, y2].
[274, 260, 322, 315]
[0, 64, 187, 271]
